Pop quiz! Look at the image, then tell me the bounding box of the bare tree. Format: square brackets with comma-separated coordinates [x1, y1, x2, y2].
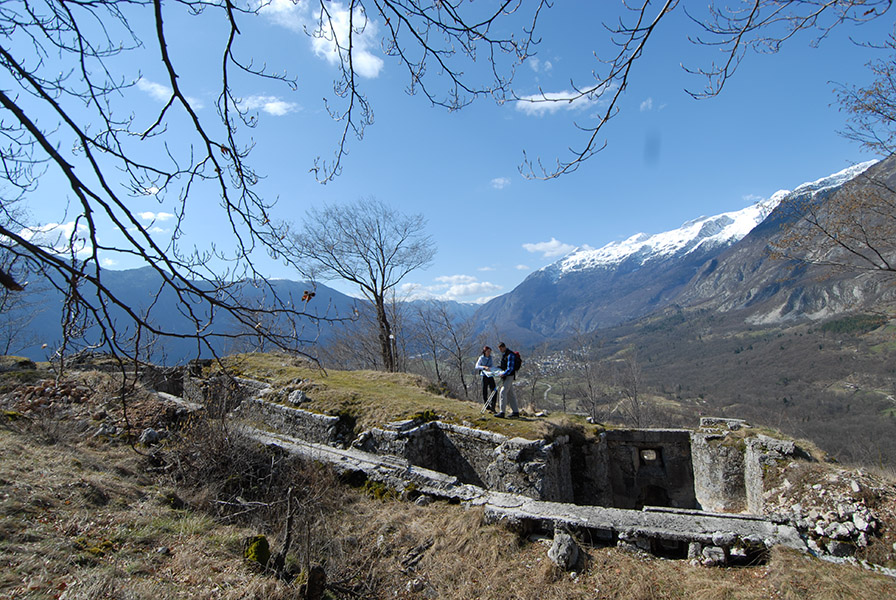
[567, 345, 614, 424]
[3, 0, 892, 364]
[838, 29, 896, 155]
[581, 361, 612, 424]
[410, 303, 447, 385]
[290, 199, 434, 372]
[520, 355, 543, 414]
[0, 277, 43, 356]
[770, 163, 896, 276]
[0, 200, 44, 355]
[434, 304, 475, 399]
[616, 352, 648, 428]
[765, 25, 896, 280]
[0, 0, 543, 363]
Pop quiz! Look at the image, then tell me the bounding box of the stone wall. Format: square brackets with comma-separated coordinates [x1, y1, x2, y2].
[573, 440, 613, 507]
[691, 433, 748, 513]
[600, 429, 698, 510]
[485, 435, 573, 502]
[184, 374, 268, 418]
[235, 398, 353, 446]
[190, 371, 807, 519]
[353, 420, 574, 502]
[745, 435, 799, 514]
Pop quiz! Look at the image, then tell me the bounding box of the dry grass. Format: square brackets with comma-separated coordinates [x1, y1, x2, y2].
[315, 496, 896, 600]
[3, 415, 896, 600]
[0, 426, 300, 599]
[2, 358, 896, 599]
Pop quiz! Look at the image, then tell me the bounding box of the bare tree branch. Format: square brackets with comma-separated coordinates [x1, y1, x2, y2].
[288, 198, 434, 372]
[520, 0, 891, 179]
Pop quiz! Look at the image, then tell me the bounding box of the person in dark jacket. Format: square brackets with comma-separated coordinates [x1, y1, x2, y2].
[474, 346, 497, 412]
[495, 342, 519, 418]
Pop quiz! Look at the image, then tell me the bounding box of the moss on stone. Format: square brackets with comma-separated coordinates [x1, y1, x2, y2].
[361, 480, 397, 501]
[243, 534, 271, 567]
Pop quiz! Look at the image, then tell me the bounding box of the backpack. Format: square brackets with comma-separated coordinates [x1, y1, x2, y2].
[512, 351, 522, 374]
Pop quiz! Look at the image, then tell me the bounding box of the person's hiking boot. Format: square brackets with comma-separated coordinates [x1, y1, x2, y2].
[509, 412, 520, 418]
[494, 412, 505, 418]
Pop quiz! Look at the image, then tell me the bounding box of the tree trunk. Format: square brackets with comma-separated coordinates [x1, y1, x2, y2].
[375, 297, 395, 372]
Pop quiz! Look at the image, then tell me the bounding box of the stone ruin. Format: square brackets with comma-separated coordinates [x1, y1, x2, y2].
[170, 370, 891, 571]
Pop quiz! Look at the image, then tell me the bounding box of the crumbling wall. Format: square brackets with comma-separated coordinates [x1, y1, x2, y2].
[352, 421, 499, 488]
[235, 398, 352, 446]
[485, 436, 573, 502]
[691, 419, 752, 513]
[745, 434, 799, 514]
[204, 374, 820, 521]
[603, 429, 697, 510]
[434, 424, 507, 488]
[572, 437, 613, 507]
[353, 420, 573, 501]
[691, 433, 747, 512]
[183, 374, 266, 418]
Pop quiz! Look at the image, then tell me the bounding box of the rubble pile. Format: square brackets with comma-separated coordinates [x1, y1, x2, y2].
[10, 379, 93, 410]
[763, 462, 896, 563]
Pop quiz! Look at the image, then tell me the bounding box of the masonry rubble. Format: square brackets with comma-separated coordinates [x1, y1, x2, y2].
[180, 373, 892, 567]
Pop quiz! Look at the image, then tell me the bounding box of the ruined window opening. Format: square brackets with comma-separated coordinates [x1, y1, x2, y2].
[639, 447, 663, 466]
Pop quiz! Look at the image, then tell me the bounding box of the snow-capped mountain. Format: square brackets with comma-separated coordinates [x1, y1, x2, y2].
[473, 159, 886, 344]
[547, 161, 875, 279]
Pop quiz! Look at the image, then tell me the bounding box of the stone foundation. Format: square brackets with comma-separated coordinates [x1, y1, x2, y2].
[167, 373, 896, 566]
[185, 373, 808, 517]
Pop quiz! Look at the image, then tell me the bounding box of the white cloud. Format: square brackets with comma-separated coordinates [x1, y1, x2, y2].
[148, 226, 168, 234]
[640, 97, 654, 112]
[18, 222, 91, 257]
[137, 78, 204, 109]
[491, 177, 511, 190]
[260, 0, 384, 79]
[239, 95, 300, 116]
[101, 257, 118, 268]
[138, 211, 175, 222]
[443, 281, 501, 299]
[402, 274, 502, 302]
[526, 57, 553, 73]
[137, 78, 171, 102]
[515, 264, 530, 271]
[435, 274, 476, 285]
[478, 266, 495, 272]
[522, 237, 575, 258]
[515, 89, 604, 117]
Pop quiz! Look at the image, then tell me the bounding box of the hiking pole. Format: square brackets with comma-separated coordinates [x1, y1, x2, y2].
[481, 386, 498, 414]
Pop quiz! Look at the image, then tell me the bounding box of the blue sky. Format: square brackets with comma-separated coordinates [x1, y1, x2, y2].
[21, 2, 894, 303]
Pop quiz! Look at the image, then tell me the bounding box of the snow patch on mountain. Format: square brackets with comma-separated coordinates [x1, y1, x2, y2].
[547, 160, 877, 278]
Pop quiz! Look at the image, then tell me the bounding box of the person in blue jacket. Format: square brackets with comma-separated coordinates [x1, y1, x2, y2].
[495, 342, 519, 418]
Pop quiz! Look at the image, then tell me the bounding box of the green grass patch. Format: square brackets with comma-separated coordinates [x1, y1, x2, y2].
[821, 314, 889, 336]
[217, 353, 549, 439]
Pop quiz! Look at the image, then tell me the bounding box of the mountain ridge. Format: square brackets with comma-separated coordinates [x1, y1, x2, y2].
[474, 159, 887, 344]
[544, 160, 875, 279]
